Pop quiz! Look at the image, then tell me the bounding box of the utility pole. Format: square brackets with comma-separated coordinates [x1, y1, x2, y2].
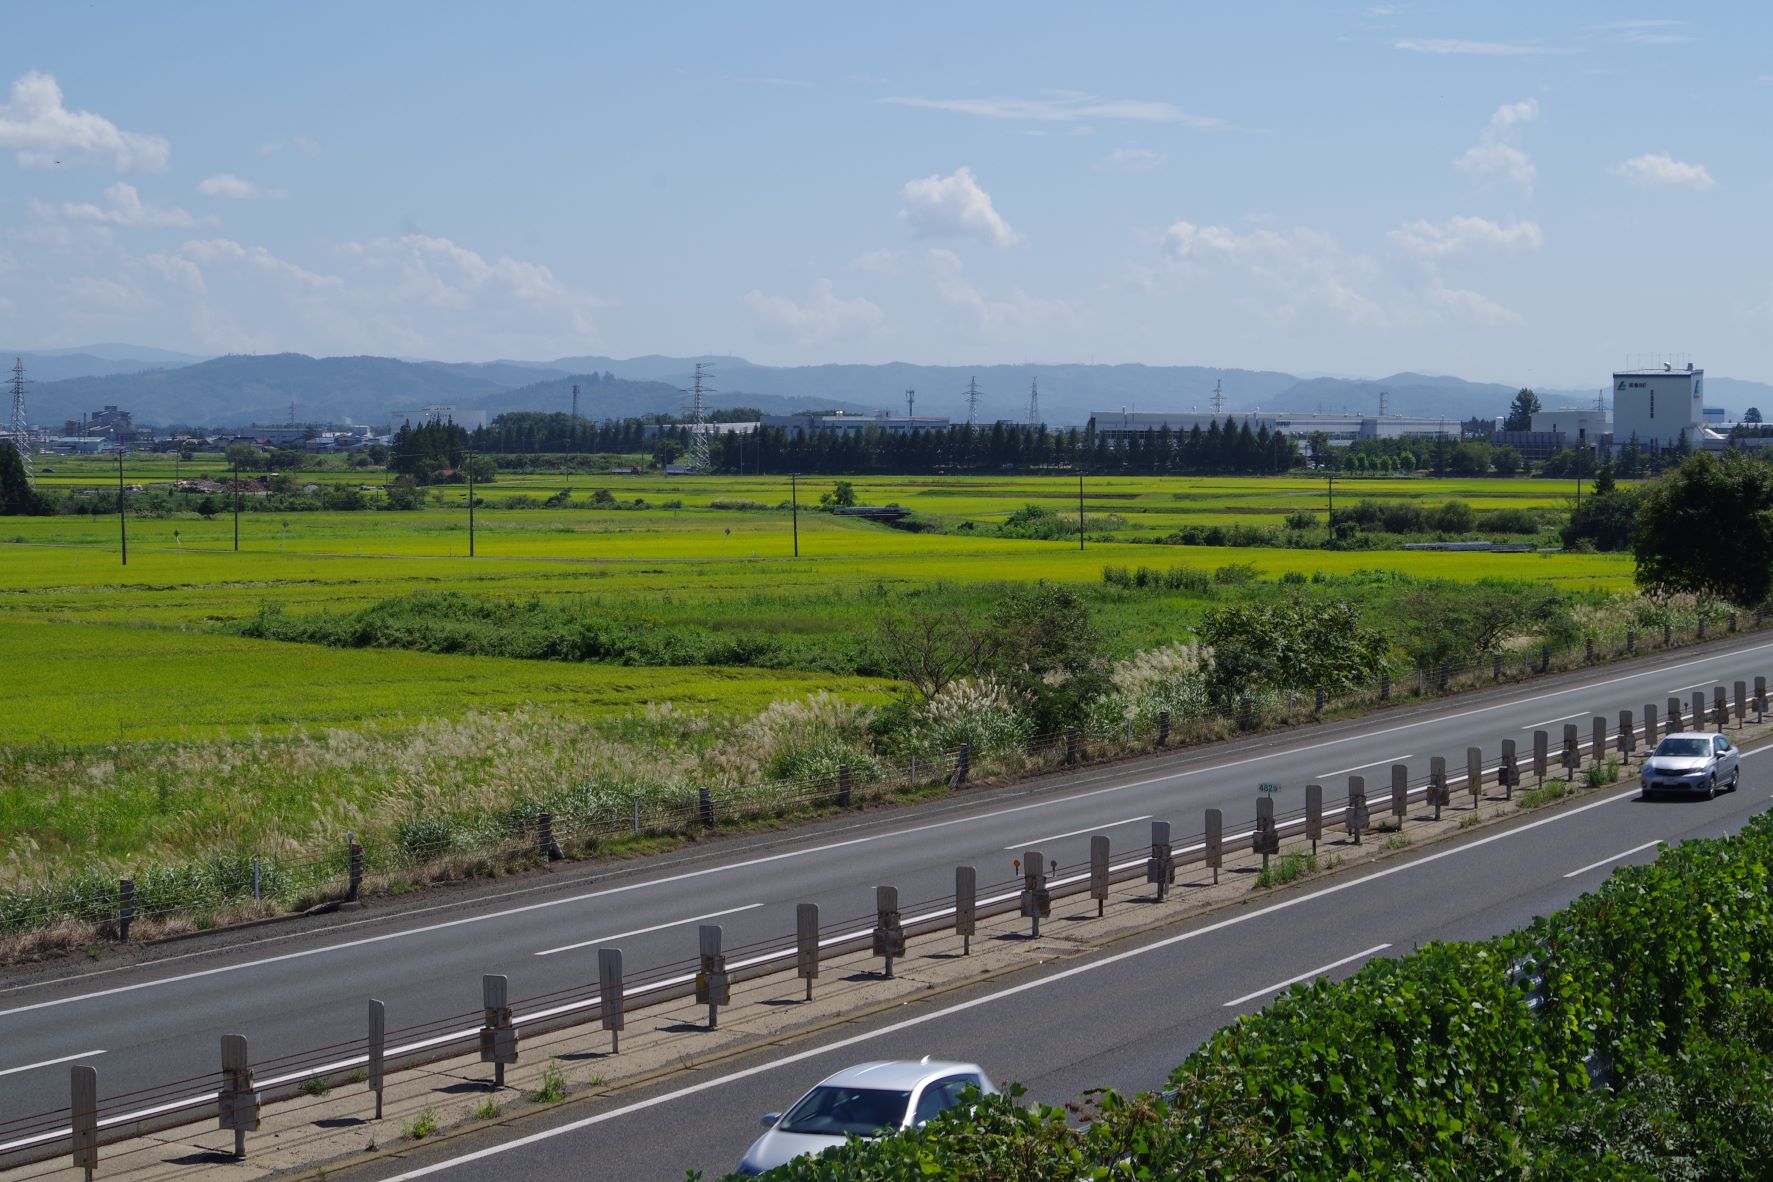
[116, 451, 128, 566]
[790, 474, 799, 557]
[467, 452, 476, 558]
[1326, 471, 1335, 536]
[232, 460, 241, 551]
[1077, 471, 1085, 551]
[571, 383, 580, 422]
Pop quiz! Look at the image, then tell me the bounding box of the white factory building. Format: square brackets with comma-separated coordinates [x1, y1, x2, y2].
[1087, 409, 1463, 445]
[1612, 364, 1706, 449]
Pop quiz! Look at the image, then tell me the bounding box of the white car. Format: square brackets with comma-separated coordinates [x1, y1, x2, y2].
[736, 1058, 996, 1175]
[1640, 732, 1740, 799]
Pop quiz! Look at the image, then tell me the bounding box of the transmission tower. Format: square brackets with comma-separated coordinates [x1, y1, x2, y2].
[1025, 377, 1041, 426]
[287, 400, 296, 427]
[964, 376, 981, 426]
[1378, 389, 1388, 417]
[8, 357, 31, 487]
[905, 388, 915, 417]
[1211, 379, 1225, 415]
[685, 362, 715, 472]
[571, 383, 580, 422]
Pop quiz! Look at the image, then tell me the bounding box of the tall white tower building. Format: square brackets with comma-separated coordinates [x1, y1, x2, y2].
[1611, 363, 1702, 449]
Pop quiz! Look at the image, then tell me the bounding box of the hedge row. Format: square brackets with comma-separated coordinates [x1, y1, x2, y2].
[716, 811, 1773, 1180]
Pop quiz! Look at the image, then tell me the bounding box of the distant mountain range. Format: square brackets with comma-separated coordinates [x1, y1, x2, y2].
[11, 345, 1773, 430]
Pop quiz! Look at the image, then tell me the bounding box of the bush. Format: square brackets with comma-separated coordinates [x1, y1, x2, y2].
[1212, 561, 1259, 585]
[1427, 499, 1476, 533]
[1284, 509, 1317, 531]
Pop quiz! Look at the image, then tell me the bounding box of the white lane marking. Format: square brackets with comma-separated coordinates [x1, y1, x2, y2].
[1669, 681, 1714, 694]
[1001, 815, 1151, 852]
[1521, 711, 1587, 731]
[0, 1049, 104, 1078]
[534, 904, 762, 957]
[1318, 755, 1412, 780]
[367, 783, 1652, 1182]
[1563, 839, 1663, 879]
[8, 641, 1768, 1020]
[1221, 944, 1392, 1008]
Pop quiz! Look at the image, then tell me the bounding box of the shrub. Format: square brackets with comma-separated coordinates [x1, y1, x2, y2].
[909, 677, 1033, 758]
[1284, 510, 1317, 531]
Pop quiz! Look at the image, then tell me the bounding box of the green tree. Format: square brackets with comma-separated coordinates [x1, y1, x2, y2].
[0, 445, 47, 515]
[1504, 387, 1541, 431]
[463, 454, 497, 483]
[1395, 581, 1571, 669]
[820, 480, 858, 509]
[1746, 407, 1763, 424]
[1199, 599, 1388, 699]
[383, 474, 427, 510]
[986, 584, 1109, 732]
[1633, 451, 1773, 606]
[1563, 486, 1638, 551]
[224, 441, 264, 471]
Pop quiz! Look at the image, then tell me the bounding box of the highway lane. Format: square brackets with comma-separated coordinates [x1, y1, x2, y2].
[349, 747, 1772, 1182]
[5, 635, 1772, 1132]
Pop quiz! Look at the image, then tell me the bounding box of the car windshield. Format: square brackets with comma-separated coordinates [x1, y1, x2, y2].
[1655, 738, 1710, 757]
[778, 1085, 911, 1136]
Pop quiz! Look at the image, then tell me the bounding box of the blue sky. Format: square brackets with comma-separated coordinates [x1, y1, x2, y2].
[3, 1, 1767, 386]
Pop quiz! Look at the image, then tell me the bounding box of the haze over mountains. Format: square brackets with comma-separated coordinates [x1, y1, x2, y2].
[10, 345, 1771, 430]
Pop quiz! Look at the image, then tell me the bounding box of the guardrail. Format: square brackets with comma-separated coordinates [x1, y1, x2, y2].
[6, 671, 1767, 1173]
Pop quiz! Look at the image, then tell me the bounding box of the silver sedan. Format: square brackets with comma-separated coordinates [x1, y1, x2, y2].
[1639, 732, 1741, 799]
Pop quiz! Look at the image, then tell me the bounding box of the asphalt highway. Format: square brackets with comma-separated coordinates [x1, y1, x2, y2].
[4, 635, 1773, 1145]
[351, 737, 1773, 1182]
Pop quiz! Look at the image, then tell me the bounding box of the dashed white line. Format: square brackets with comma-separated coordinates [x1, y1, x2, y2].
[534, 904, 763, 957]
[1001, 815, 1151, 851]
[1222, 944, 1392, 1008]
[1318, 755, 1412, 780]
[1521, 711, 1587, 731]
[1563, 839, 1663, 879]
[0, 1049, 104, 1078]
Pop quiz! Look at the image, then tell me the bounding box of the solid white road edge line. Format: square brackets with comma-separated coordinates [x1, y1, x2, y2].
[0, 1050, 104, 1078]
[8, 640, 1766, 1016]
[1562, 839, 1664, 879]
[1221, 944, 1392, 1008]
[371, 785, 1646, 1182]
[534, 904, 764, 957]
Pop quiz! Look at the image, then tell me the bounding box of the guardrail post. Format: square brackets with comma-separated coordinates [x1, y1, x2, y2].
[872, 885, 904, 976]
[631, 795, 641, 833]
[1626, 628, 1635, 654]
[599, 948, 625, 1050]
[1380, 670, 1391, 702]
[1090, 835, 1109, 916]
[1344, 776, 1368, 844]
[1147, 823, 1175, 901]
[1019, 850, 1050, 936]
[71, 1063, 98, 1182]
[949, 743, 970, 788]
[1492, 653, 1502, 681]
[1757, 676, 1768, 722]
[1065, 727, 1079, 766]
[1730, 611, 1739, 633]
[837, 764, 853, 808]
[1156, 710, 1170, 748]
[1204, 810, 1222, 885]
[1667, 696, 1682, 731]
[1561, 724, 1580, 777]
[1712, 686, 1727, 732]
[1499, 740, 1518, 801]
[480, 975, 517, 1086]
[1618, 710, 1635, 765]
[538, 811, 563, 861]
[1533, 730, 1548, 784]
[1466, 747, 1482, 807]
[795, 904, 818, 1001]
[1437, 664, 1449, 693]
[1305, 783, 1322, 856]
[955, 866, 976, 955]
[697, 787, 716, 830]
[1734, 681, 1747, 728]
[1390, 764, 1408, 823]
[1252, 797, 1280, 872]
[1540, 644, 1550, 674]
[1644, 703, 1659, 749]
[1592, 717, 1607, 765]
[1428, 756, 1447, 820]
[1239, 690, 1254, 730]
[1698, 616, 1708, 640]
[1314, 685, 1326, 714]
[346, 837, 363, 903]
[696, 925, 729, 1029]
[1692, 691, 1707, 734]
[117, 878, 134, 941]
[368, 998, 385, 1118]
[218, 1033, 259, 1160]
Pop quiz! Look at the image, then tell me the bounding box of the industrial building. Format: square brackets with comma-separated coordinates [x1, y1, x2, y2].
[761, 411, 952, 435]
[1086, 409, 1465, 446]
[1612, 364, 1706, 449]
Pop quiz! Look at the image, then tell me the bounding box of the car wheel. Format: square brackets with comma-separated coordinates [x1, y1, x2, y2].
[1729, 767, 1740, 792]
[1706, 775, 1718, 800]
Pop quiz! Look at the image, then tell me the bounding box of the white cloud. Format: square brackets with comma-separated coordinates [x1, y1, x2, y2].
[1593, 19, 1692, 45]
[1611, 152, 1716, 190]
[926, 248, 1081, 340]
[1454, 98, 1539, 191]
[54, 182, 200, 228]
[1159, 218, 1388, 327]
[882, 92, 1224, 130]
[0, 71, 170, 171]
[744, 279, 885, 344]
[61, 274, 153, 311]
[1095, 147, 1166, 173]
[1427, 282, 1523, 326]
[198, 173, 288, 200]
[181, 238, 343, 289]
[846, 248, 902, 274]
[341, 234, 604, 331]
[1388, 215, 1544, 258]
[1394, 38, 1560, 56]
[901, 167, 1022, 248]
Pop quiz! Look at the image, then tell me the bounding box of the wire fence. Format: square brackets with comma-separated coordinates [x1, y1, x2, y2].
[2, 608, 1763, 941]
